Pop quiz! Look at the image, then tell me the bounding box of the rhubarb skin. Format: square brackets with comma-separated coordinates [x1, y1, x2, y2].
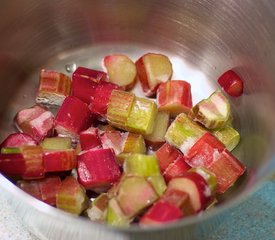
[56, 176, 89, 215]
[89, 81, 120, 118]
[140, 201, 183, 226]
[54, 96, 93, 140]
[40, 137, 72, 150]
[135, 53, 173, 96]
[0, 153, 25, 176]
[79, 127, 101, 151]
[36, 69, 71, 107]
[43, 149, 76, 172]
[106, 90, 135, 129]
[125, 97, 158, 135]
[165, 113, 206, 154]
[0, 133, 36, 149]
[77, 148, 121, 191]
[15, 105, 55, 142]
[72, 67, 107, 104]
[117, 176, 158, 218]
[217, 70, 244, 97]
[157, 80, 192, 117]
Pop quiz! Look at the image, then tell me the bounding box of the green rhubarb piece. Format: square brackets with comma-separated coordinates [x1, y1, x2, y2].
[107, 90, 135, 129]
[40, 137, 71, 150]
[87, 193, 109, 222]
[145, 111, 169, 143]
[147, 175, 167, 196]
[117, 176, 158, 217]
[125, 97, 157, 135]
[212, 126, 240, 151]
[106, 198, 131, 226]
[1, 147, 21, 154]
[190, 91, 230, 129]
[123, 154, 160, 177]
[165, 113, 206, 154]
[122, 133, 146, 154]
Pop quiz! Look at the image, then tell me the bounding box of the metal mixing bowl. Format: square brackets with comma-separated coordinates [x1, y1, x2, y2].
[0, 0, 275, 239]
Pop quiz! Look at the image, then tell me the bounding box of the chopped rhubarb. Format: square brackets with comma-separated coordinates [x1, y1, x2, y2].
[104, 54, 137, 90]
[116, 176, 158, 217]
[106, 90, 135, 129]
[140, 201, 182, 226]
[36, 69, 71, 107]
[122, 133, 146, 154]
[17, 179, 41, 200]
[100, 130, 127, 155]
[43, 149, 76, 172]
[217, 70, 244, 97]
[87, 193, 109, 222]
[190, 91, 230, 129]
[72, 67, 106, 103]
[157, 80, 192, 116]
[77, 148, 121, 191]
[165, 113, 206, 154]
[0, 153, 25, 176]
[89, 81, 120, 118]
[15, 105, 54, 142]
[56, 176, 89, 215]
[40, 137, 72, 150]
[54, 96, 93, 140]
[79, 127, 101, 151]
[136, 53, 173, 96]
[147, 175, 167, 196]
[125, 97, 157, 135]
[0, 133, 36, 149]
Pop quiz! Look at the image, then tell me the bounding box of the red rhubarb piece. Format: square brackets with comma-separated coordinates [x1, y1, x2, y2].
[217, 70, 244, 97]
[15, 105, 54, 142]
[89, 81, 120, 118]
[100, 130, 127, 155]
[72, 67, 107, 104]
[43, 149, 76, 172]
[0, 133, 36, 149]
[0, 153, 25, 175]
[140, 201, 183, 226]
[54, 96, 93, 140]
[157, 80, 192, 116]
[77, 148, 121, 191]
[79, 127, 101, 151]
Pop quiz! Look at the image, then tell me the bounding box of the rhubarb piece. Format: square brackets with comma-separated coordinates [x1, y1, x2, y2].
[122, 133, 146, 154]
[1, 147, 21, 154]
[40, 137, 71, 150]
[79, 127, 101, 151]
[56, 176, 89, 215]
[72, 67, 107, 103]
[145, 111, 169, 146]
[136, 53, 173, 96]
[165, 113, 206, 154]
[116, 153, 131, 166]
[140, 201, 182, 226]
[89, 81, 120, 118]
[20, 145, 44, 179]
[87, 193, 109, 222]
[106, 90, 135, 129]
[163, 156, 191, 182]
[125, 97, 157, 135]
[15, 105, 54, 142]
[190, 91, 230, 129]
[43, 149, 76, 172]
[212, 126, 240, 151]
[100, 130, 127, 155]
[0, 153, 25, 176]
[155, 143, 183, 173]
[77, 148, 121, 191]
[147, 175, 167, 196]
[36, 69, 71, 106]
[157, 80, 192, 117]
[0, 133, 36, 149]
[54, 96, 93, 140]
[167, 172, 212, 212]
[117, 176, 158, 217]
[208, 149, 246, 193]
[218, 70, 244, 97]
[104, 54, 137, 90]
[106, 198, 131, 226]
[18, 176, 62, 205]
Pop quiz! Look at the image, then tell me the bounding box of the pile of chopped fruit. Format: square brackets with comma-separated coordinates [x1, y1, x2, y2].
[0, 53, 245, 226]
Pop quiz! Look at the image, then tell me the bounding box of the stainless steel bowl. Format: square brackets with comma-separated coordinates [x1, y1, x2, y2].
[0, 0, 275, 239]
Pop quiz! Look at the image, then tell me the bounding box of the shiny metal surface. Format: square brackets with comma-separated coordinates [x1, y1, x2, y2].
[0, 0, 275, 239]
